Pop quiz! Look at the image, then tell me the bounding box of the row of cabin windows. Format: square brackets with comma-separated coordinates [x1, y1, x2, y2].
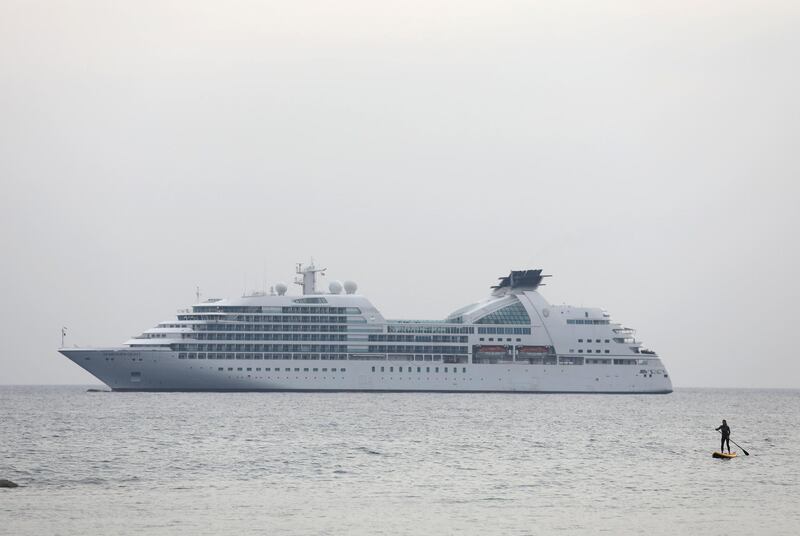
[476, 327, 531, 335]
[218, 367, 346, 372]
[387, 326, 474, 334]
[585, 359, 639, 365]
[177, 344, 351, 352]
[178, 352, 472, 361]
[198, 325, 349, 333]
[578, 338, 611, 343]
[180, 315, 351, 323]
[569, 349, 611, 354]
[371, 366, 467, 373]
[479, 337, 522, 342]
[177, 343, 467, 354]
[368, 335, 468, 343]
[194, 331, 468, 343]
[198, 358, 642, 368]
[182, 353, 348, 360]
[179, 319, 476, 335]
[194, 333, 349, 341]
[366, 345, 469, 354]
[192, 306, 359, 315]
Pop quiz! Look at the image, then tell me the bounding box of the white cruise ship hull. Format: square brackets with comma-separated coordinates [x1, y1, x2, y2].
[60, 348, 673, 394]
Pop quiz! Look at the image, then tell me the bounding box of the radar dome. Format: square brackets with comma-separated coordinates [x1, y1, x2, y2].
[329, 280, 343, 294]
[275, 282, 288, 296]
[343, 280, 358, 294]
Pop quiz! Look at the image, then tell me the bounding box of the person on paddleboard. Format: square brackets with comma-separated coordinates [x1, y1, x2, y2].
[716, 419, 731, 454]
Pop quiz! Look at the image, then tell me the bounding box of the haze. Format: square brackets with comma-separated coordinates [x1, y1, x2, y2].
[1, 1, 798, 388]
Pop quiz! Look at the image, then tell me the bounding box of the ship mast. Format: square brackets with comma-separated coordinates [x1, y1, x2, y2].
[294, 260, 326, 295]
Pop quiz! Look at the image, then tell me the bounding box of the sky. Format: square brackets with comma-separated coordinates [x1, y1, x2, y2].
[1, 0, 798, 388]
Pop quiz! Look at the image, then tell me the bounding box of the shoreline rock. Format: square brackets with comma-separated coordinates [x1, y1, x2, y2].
[0, 479, 19, 488]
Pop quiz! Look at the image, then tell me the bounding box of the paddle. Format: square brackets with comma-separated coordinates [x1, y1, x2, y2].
[717, 429, 750, 456]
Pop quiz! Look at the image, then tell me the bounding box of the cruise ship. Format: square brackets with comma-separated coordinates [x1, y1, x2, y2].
[60, 263, 672, 393]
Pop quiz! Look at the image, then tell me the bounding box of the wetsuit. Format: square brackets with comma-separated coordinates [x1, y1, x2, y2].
[716, 423, 731, 453]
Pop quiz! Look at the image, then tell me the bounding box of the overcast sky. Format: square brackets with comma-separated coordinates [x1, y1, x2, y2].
[1, 1, 798, 388]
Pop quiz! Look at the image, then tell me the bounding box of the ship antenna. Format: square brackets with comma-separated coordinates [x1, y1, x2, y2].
[196, 285, 201, 303]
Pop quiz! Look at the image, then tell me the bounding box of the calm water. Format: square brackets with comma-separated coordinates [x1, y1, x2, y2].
[1, 387, 798, 535]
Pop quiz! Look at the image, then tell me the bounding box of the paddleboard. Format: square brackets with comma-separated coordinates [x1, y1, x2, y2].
[712, 451, 737, 459]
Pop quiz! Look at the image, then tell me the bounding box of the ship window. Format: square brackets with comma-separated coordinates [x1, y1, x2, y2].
[303, 368, 309, 372]
[341, 368, 346, 372]
[426, 367, 430, 373]
[479, 338, 484, 341]
[294, 368, 300, 372]
[246, 367, 252, 371]
[475, 302, 530, 324]
[578, 339, 583, 343]
[462, 367, 466, 373]
[605, 350, 610, 353]
[417, 367, 421, 373]
[266, 367, 271, 371]
[444, 367, 448, 373]
[332, 368, 337, 372]
[371, 366, 375, 372]
[488, 338, 494, 341]
[435, 367, 439, 373]
[218, 367, 223, 371]
[578, 350, 583, 353]
[380, 366, 384, 372]
[399, 367, 403, 372]
[237, 367, 242, 371]
[228, 367, 233, 371]
[605, 339, 610, 343]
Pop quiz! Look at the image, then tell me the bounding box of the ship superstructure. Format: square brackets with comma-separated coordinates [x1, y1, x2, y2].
[59, 263, 672, 393]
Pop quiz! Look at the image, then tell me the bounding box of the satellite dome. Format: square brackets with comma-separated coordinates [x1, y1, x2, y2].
[343, 280, 358, 294]
[275, 282, 288, 296]
[329, 280, 343, 294]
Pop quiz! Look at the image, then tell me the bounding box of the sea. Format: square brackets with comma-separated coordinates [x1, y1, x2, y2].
[1, 386, 798, 535]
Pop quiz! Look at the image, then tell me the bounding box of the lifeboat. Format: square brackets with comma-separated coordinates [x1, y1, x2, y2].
[517, 345, 549, 353]
[476, 345, 507, 353]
